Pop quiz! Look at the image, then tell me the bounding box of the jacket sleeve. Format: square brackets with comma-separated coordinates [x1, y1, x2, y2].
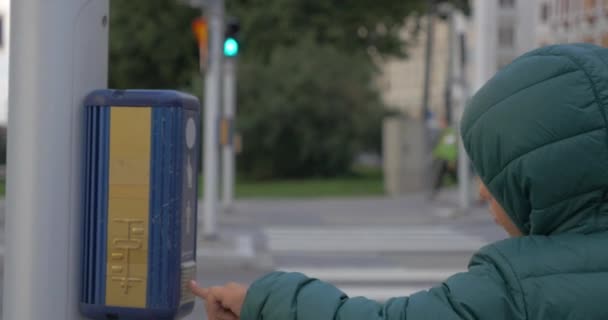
[240, 249, 526, 320]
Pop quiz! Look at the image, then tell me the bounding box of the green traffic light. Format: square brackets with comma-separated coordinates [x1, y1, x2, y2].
[224, 37, 239, 57]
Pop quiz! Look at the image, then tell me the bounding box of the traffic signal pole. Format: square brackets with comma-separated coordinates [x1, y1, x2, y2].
[221, 17, 239, 213]
[4, 0, 109, 319]
[202, 0, 224, 238]
[221, 57, 236, 212]
[455, 11, 472, 211]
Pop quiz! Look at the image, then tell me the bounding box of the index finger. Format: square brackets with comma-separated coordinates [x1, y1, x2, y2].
[208, 286, 228, 303]
[190, 280, 210, 299]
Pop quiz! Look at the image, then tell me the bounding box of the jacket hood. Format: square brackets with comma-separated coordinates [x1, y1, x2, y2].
[461, 44, 608, 236]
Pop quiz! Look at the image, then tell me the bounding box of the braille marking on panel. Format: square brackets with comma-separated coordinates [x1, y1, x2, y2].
[105, 107, 151, 308]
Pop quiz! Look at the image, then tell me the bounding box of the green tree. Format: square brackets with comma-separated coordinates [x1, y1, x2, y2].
[108, 0, 468, 89]
[108, 0, 469, 179]
[227, 0, 469, 62]
[227, 0, 422, 63]
[226, 0, 468, 179]
[237, 40, 387, 179]
[109, 0, 200, 89]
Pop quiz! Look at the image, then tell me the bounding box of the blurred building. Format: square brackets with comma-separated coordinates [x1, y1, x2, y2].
[379, 17, 453, 122]
[0, 0, 8, 125]
[474, 0, 608, 86]
[470, 0, 539, 89]
[381, 0, 608, 196]
[380, 10, 473, 195]
[537, 0, 608, 46]
[379, 8, 478, 124]
[379, 0, 608, 195]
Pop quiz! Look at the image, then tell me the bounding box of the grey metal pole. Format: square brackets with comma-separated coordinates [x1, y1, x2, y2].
[473, 0, 498, 92]
[444, 6, 455, 125]
[222, 57, 236, 212]
[202, 0, 224, 238]
[421, 0, 436, 127]
[4, 0, 108, 319]
[421, 0, 437, 193]
[455, 11, 472, 210]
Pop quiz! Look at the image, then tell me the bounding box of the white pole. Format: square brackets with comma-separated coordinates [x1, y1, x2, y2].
[222, 57, 236, 212]
[460, 0, 497, 209]
[473, 0, 498, 91]
[516, 0, 539, 54]
[202, 0, 224, 238]
[445, 5, 455, 125]
[4, 0, 108, 319]
[455, 10, 472, 210]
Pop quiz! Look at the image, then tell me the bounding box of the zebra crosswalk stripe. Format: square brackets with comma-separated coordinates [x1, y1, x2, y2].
[264, 226, 488, 252]
[276, 267, 464, 283]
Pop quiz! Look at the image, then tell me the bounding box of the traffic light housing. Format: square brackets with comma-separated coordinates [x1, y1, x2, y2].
[192, 17, 209, 71]
[224, 17, 240, 57]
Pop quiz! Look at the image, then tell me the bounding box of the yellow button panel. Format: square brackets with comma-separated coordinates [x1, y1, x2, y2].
[105, 107, 151, 308]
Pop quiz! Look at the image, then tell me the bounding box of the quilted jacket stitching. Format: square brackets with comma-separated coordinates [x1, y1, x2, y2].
[521, 269, 608, 281]
[531, 187, 607, 211]
[536, 52, 608, 151]
[588, 48, 608, 151]
[463, 67, 580, 139]
[587, 49, 608, 230]
[488, 244, 530, 320]
[486, 126, 605, 186]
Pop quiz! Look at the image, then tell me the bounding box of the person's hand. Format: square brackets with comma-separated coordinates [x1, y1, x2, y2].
[190, 280, 248, 320]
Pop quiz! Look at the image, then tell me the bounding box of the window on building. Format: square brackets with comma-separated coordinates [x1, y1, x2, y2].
[585, 0, 597, 11]
[498, 26, 515, 48]
[541, 3, 551, 22]
[583, 36, 596, 44]
[562, 0, 570, 15]
[602, 33, 608, 47]
[499, 0, 515, 8]
[584, 0, 598, 24]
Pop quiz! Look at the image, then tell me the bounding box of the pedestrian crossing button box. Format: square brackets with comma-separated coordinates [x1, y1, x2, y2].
[80, 89, 200, 320]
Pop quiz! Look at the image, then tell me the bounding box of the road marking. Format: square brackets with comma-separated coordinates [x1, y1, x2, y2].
[277, 267, 462, 283]
[265, 226, 487, 252]
[338, 286, 429, 301]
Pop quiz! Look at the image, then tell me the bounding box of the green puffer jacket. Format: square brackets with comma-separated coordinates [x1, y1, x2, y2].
[240, 44, 608, 319]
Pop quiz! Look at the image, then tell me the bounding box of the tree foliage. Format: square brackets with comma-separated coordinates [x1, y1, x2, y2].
[109, 0, 199, 89]
[109, 0, 469, 179]
[227, 0, 469, 62]
[236, 40, 387, 178]
[226, 0, 426, 63]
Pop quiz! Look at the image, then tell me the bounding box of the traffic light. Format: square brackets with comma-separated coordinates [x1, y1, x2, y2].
[192, 17, 209, 71]
[224, 37, 239, 57]
[224, 17, 240, 57]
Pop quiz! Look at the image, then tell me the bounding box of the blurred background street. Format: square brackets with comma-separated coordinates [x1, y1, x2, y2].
[186, 189, 504, 320]
[1, 0, 608, 319]
[0, 186, 507, 318]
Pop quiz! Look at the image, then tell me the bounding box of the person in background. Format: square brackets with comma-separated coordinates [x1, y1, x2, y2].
[191, 44, 608, 319]
[429, 120, 458, 200]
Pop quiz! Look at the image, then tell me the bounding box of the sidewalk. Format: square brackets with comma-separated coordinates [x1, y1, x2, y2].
[196, 188, 495, 269]
[0, 188, 495, 266]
